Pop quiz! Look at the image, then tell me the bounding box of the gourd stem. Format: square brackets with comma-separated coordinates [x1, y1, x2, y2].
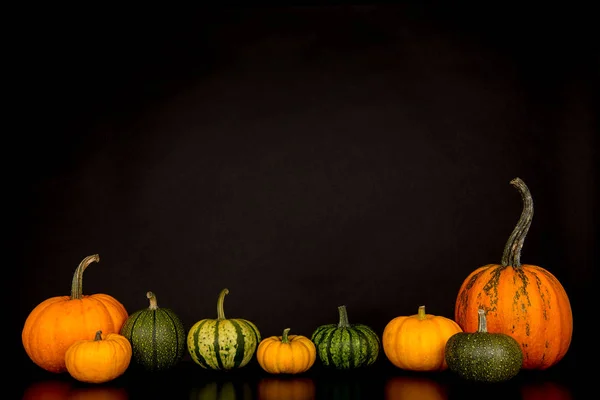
[282, 328, 291, 344]
[417, 305, 427, 320]
[337, 305, 350, 328]
[147, 291, 158, 310]
[94, 330, 103, 341]
[217, 288, 229, 320]
[70, 254, 100, 300]
[501, 177, 533, 268]
[477, 309, 488, 333]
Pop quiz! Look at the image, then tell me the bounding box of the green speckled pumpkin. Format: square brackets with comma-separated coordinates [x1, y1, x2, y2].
[311, 305, 380, 369]
[445, 309, 523, 382]
[187, 288, 261, 370]
[120, 291, 185, 371]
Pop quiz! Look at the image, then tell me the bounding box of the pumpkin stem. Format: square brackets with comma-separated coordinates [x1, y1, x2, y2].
[94, 330, 103, 341]
[70, 254, 100, 300]
[282, 328, 291, 344]
[217, 288, 229, 320]
[146, 291, 158, 310]
[477, 309, 488, 333]
[417, 305, 427, 320]
[501, 177, 533, 268]
[337, 305, 350, 328]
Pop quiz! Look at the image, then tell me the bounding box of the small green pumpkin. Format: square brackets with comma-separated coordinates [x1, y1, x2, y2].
[187, 288, 261, 370]
[311, 305, 380, 369]
[120, 291, 185, 372]
[445, 309, 523, 382]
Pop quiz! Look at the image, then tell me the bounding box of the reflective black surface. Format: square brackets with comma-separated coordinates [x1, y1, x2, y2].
[17, 356, 581, 399]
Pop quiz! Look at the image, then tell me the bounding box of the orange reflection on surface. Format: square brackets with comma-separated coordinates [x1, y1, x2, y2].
[520, 381, 572, 400]
[385, 376, 448, 400]
[258, 377, 316, 400]
[21, 380, 128, 400]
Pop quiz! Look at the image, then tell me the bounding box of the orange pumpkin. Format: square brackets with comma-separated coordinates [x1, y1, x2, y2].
[382, 305, 462, 371]
[257, 377, 316, 400]
[22, 254, 129, 373]
[454, 178, 573, 370]
[65, 330, 132, 384]
[257, 328, 316, 374]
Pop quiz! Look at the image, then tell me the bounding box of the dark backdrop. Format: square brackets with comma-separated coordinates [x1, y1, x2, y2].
[13, 4, 596, 372]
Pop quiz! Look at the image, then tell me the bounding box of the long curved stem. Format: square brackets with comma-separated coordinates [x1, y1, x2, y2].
[337, 305, 350, 328]
[501, 178, 534, 268]
[147, 291, 159, 310]
[70, 254, 100, 300]
[217, 288, 229, 320]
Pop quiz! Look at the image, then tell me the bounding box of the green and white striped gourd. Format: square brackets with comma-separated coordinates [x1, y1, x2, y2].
[120, 291, 186, 372]
[311, 305, 380, 369]
[187, 288, 261, 370]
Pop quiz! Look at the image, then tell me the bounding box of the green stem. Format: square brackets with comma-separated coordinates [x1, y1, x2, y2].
[94, 330, 103, 341]
[417, 305, 427, 320]
[70, 254, 100, 300]
[217, 288, 229, 320]
[477, 309, 488, 333]
[147, 291, 158, 310]
[282, 328, 291, 344]
[337, 305, 350, 328]
[501, 177, 533, 268]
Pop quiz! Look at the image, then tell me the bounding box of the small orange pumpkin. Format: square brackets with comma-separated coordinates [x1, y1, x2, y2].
[454, 178, 573, 370]
[65, 330, 132, 384]
[257, 328, 316, 374]
[382, 305, 462, 371]
[21, 254, 129, 373]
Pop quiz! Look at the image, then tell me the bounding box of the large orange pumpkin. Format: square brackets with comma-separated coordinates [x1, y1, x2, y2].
[22, 254, 129, 373]
[454, 178, 573, 370]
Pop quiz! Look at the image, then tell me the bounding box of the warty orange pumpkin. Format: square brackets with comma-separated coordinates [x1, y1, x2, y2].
[454, 178, 573, 370]
[382, 305, 462, 371]
[21, 254, 129, 373]
[65, 330, 132, 384]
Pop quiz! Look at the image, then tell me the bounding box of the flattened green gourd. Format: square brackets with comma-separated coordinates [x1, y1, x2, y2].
[311, 305, 380, 369]
[120, 291, 185, 372]
[187, 288, 261, 370]
[445, 309, 523, 382]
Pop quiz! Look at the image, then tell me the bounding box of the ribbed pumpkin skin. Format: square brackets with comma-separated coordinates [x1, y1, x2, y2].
[311, 305, 380, 369]
[455, 264, 572, 370]
[454, 178, 573, 370]
[187, 288, 261, 370]
[120, 291, 186, 372]
[22, 255, 128, 373]
[257, 328, 316, 374]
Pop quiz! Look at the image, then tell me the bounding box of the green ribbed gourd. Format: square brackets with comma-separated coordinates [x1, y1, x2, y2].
[120, 291, 185, 372]
[445, 309, 523, 382]
[187, 288, 261, 370]
[311, 305, 380, 369]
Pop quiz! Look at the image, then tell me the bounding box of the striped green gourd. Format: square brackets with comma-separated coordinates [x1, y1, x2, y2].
[311, 305, 380, 369]
[187, 288, 261, 370]
[120, 291, 186, 372]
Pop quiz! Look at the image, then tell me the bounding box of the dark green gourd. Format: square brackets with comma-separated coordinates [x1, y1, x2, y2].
[120, 291, 186, 371]
[311, 305, 380, 369]
[445, 309, 523, 382]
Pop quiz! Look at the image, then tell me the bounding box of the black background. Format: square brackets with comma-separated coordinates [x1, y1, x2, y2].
[12, 3, 596, 399]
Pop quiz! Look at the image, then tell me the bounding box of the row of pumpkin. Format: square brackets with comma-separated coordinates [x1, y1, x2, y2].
[21, 178, 574, 385]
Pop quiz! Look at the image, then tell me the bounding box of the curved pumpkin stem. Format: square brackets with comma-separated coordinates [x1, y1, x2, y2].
[417, 305, 427, 320]
[70, 254, 100, 300]
[147, 291, 159, 310]
[337, 305, 350, 328]
[501, 178, 533, 268]
[94, 330, 103, 341]
[281, 328, 291, 344]
[217, 288, 229, 320]
[477, 309, 488, 333]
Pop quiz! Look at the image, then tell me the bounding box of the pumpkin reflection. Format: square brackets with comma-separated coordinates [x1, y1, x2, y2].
[257, 377, 315, 400]
[520, 381, 572, 400]
[385, 376, 447, 400]
[68, 387, 128, 400]
[21, 381, 129, 400]
[189, 381, 252, 400]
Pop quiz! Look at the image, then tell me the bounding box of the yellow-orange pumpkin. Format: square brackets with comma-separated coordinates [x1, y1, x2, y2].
[21, 254, 129, 373]
[454, 178, 573, 370]
[65, 330, 132, 384]
[257, 328, 316, 374]
[382, 305, 462, 371]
